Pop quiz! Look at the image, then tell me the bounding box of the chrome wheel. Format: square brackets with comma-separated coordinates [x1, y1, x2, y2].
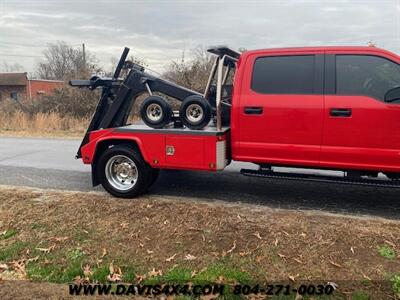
[105, 155, 138, 191]
[186, 104, 204, 124]
[146, 103, 163, 122]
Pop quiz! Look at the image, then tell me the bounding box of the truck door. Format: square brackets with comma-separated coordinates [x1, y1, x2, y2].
[236, 52, 324, 166]
[322, 53, 400, 171]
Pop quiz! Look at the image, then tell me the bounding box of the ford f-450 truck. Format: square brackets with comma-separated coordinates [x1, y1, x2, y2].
[71, 46, 400, 198]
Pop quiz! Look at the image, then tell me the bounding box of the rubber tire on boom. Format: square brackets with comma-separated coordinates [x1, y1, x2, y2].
[179, 95, 212, 130]
[140, 96, 173, 129]
[97, 144, 153, 198]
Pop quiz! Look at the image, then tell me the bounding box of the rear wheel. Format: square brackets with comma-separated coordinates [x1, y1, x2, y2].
[97, 144, 152, 198]
[179, 95, 212, 129]
[140, 96, 172, 129]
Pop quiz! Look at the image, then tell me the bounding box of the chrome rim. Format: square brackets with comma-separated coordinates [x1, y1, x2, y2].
[146, 103, 163, 122]
[186, 104, 204, 124]
[105, 155, 138, 191]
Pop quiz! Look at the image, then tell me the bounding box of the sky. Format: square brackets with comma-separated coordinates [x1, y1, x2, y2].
[0, 0, 399, 75]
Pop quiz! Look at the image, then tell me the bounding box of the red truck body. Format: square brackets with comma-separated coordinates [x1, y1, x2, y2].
[73, 46, 400, 197]
[84, 47, 400, 171]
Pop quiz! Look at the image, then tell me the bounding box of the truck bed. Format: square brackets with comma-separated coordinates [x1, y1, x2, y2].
[115, 122, 230, 136]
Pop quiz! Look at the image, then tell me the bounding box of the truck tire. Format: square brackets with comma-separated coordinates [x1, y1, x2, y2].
[97, 144, 152, 198]
[179, 95, 212, 129]
[140, 96, 172, 129]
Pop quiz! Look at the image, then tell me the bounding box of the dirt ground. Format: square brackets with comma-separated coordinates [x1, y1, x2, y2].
[0, 185, 399, 299]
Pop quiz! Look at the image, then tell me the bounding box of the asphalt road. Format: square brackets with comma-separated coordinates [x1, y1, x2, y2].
[0, 136, 399, 219]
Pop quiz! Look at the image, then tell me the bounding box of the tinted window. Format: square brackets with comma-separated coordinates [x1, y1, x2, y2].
[251, 55, 315, 94]
[336, 55, 400, 101]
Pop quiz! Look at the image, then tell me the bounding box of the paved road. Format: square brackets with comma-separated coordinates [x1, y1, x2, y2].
[0, 136, 399, 219]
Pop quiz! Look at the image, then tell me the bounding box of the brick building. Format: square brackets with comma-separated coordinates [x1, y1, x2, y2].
[0, 72, 63, 101]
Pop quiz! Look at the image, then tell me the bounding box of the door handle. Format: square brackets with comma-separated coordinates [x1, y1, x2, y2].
[330, 108, 352, 117]
[244, 107, 263, 115]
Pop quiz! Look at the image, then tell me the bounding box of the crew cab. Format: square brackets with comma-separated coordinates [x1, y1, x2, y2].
[71, 46, 400, 198]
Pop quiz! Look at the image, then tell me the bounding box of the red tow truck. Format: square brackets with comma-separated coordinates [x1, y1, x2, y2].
[71, 46, 400, 198]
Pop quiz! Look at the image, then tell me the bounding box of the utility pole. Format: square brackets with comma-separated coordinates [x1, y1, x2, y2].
[82, 43, 86, 71]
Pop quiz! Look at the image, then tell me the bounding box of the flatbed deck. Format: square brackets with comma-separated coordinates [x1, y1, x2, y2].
[115, 123, 230, 136]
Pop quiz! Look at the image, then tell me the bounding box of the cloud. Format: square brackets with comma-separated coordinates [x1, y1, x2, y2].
[0, 0, 399, 74]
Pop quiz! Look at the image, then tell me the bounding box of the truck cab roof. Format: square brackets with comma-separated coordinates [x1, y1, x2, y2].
[242, 46, 399, 61]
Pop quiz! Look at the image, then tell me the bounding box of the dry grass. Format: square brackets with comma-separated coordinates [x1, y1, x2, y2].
[0, 185, 399, 299]
[0, 111, 88, 137]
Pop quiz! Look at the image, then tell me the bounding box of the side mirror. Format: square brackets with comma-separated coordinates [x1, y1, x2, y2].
[384, 86, 400, 103]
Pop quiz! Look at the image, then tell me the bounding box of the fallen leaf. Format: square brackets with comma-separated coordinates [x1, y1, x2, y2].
[184, 254, 197, 261]
[27, 256, 39, 263]
[166, 253, 177, 262]
[282, 231, 290, 236]
[300, 232, 306, 237]
[107, 273, 122, 282]
[329, 260, 342, 268]
[11, 260, 26, 277]
[278, 253, 286, 258]
[83, 264, 92, 278]
[226, 240, 236, 254]
[295, 294, 303, 300]
[109, 262, 114, 274]
[146, 249, 154, 254]
[35, 245, 55, 254]
[101, 248, 107, 258]
[253, 232, 262, 240]
[191, 270, 197, 277]
[293, 258, 303, 264]
[350, 247, 355, 254]
[274, 238, 279, 246]
[385, 240, 396, 248]
[136, 274, 146, 283]
[327, 282, 338, 290]
[288, 275, 296, 282]
[0, 263, 8, 271]
[120, 222, 129, 229]
[363, 274, 372, 281]
[52, 236, 69, 242]
[74, 275, 83, 285]
[147, 268, 162, 277]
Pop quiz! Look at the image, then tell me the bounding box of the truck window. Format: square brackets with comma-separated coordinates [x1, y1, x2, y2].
[336, 55, 400, 101]
[251, 55, 315, 94]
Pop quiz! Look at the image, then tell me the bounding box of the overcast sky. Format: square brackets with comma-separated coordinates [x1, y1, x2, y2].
[0, 0, 399, 74]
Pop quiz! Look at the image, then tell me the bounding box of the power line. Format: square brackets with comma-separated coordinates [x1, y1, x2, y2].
[0, 41, 83, 48]
[0, 53, 43, 58]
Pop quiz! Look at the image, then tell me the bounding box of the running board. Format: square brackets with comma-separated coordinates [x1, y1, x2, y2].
[240, 169, 400, 188]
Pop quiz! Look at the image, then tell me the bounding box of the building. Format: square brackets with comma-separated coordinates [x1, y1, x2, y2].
[0, 72, 63, 101]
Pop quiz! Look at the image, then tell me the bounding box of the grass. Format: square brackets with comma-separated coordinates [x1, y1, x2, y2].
[1, 229, 18, 240]
[378, 245, 396, 260]
[392, 274, 400, 296]
[351, 290, 370, 300]
[0, 185, 399, 299]
[0, 241, 28, 261]
[0, 111, 87, 138]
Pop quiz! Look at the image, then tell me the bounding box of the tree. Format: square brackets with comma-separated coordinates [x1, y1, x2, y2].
[36, 41, 99, 80]
[163, 46, 214, 93]
[0, 61, 24, 72]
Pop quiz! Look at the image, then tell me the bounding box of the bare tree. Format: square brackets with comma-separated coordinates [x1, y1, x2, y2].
[163, 46, 214, 93]
[0, 61, 24, 72]
[36, 41, 99, 80]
